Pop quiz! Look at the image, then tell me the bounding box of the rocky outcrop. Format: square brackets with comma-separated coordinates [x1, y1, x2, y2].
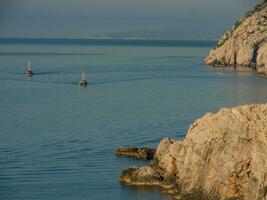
[115, 147, 155, 160]
[205, 2, 267, 75]
[119, 104, 267, 200]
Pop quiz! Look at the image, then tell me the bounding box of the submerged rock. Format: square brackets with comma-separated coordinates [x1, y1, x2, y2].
[119, 166, 163, 185]
[119, 104, 267, 200]
[115, 147, 155, 160]
[204, 2, 267, 75]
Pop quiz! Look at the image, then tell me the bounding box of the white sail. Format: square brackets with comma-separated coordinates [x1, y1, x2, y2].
[28, 61, 31, 70]
[79, 71, 88, 86]
[82, 71, 86, 80]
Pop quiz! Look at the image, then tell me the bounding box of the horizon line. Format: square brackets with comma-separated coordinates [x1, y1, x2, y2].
[0, 36, 219, 42]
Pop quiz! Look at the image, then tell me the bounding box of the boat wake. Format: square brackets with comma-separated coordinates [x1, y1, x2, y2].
[0, 73, 217, 86]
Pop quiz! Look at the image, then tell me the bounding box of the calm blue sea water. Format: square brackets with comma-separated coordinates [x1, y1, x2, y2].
[0, 39, 267, 200]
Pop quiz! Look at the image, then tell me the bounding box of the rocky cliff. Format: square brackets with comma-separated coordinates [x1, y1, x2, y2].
[204, 2, 267, 75]
[119, 104, 267, 200]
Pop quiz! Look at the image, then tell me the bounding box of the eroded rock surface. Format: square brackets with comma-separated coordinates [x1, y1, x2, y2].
[205, 2, 267, 75]
[119, 104, 267, 200]
[115, 147, 155, 160]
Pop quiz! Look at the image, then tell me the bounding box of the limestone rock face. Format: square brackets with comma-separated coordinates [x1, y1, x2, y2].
[119, 104, 267, 200]
[204, 2, 267, 75]
[115, 147, 155, 160]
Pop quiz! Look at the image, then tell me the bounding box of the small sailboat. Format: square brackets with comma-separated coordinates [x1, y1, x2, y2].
[26, 61, 33, 77]
[79, 71, 87, 86]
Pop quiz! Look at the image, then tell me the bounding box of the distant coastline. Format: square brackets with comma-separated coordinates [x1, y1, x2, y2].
[0, 37, 217, 47]
[0, 36, 219, 41]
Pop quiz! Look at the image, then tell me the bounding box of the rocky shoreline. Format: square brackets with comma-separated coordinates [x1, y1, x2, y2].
[204, 1, 267, 76]
[118, 104, 267, 200]
[118, 3, 267, 199]
[115, 147, 155, 160]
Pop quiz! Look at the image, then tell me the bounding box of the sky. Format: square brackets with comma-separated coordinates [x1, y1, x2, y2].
[0, 0, 260, 39]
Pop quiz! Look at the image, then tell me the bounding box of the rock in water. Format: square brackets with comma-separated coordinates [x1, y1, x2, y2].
[204, 2, 267, 75]
[115, 147, 155, 160]
[119, 104, 267, 200]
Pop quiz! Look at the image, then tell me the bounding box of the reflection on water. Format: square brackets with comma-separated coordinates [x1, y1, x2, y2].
[0, 40, 267, 200]
[121, 185, 176, 200]
[210, 66, 267, 105]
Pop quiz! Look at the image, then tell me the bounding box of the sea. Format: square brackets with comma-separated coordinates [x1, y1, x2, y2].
[0, 38, 267, 200]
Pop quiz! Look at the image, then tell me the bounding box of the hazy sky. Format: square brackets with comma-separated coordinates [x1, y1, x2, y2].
[0, 0, 260, 39]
